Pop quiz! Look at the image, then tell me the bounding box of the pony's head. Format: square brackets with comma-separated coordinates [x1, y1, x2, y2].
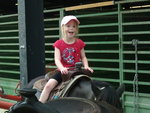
[91, 80, 125, 111]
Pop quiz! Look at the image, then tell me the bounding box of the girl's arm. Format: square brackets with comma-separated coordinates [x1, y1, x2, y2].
[54, 47, 68, 74]
[80, 48, 93, 73]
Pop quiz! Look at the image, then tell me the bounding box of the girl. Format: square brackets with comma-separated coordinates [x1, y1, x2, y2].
[39, 15, 93, 103]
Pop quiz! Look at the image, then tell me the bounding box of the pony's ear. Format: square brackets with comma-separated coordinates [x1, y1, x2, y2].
[91, 81, 102, 99]
[116, 83, 125, 97]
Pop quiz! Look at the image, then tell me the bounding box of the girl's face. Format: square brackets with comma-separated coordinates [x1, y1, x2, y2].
[63, 20, 78, 38]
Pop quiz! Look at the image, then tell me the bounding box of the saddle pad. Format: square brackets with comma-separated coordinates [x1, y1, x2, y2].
[33, 79, 47, 91]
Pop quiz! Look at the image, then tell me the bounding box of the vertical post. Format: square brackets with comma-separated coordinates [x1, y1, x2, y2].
[18, 0, 45, 88]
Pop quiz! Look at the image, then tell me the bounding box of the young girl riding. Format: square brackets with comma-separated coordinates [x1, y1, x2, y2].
[39, 15, 93, 103]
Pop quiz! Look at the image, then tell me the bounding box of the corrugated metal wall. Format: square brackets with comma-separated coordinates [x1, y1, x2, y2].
[0, 0, 150, 112]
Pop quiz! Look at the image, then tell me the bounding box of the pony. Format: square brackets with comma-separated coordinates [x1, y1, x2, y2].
[7, 86, 123, 113]
[26, 62, 125, 110]
[25, 74, 124, 112]
[11, 62, 124, 113]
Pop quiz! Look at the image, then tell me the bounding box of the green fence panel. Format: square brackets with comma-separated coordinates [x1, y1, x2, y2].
[0, 14, 20, 77]
[0, 13, 20, 95]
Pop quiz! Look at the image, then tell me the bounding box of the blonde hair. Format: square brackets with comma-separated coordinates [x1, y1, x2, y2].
[60, 22, 79, 38]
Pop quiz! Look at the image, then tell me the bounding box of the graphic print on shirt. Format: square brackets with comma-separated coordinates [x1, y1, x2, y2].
[62, 47, 76, 64]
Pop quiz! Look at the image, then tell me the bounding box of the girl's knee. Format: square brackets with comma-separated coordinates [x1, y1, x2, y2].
[45, 79, 58, 89]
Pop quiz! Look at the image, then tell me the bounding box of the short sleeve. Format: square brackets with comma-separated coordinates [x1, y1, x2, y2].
[53, 40, 62, 49]
[78, 39, 85, 49]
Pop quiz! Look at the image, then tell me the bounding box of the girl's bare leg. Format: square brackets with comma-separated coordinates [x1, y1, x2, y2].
[39, 79, 58, 103]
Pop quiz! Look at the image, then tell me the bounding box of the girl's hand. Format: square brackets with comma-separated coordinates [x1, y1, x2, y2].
[84, 66, 94, 73]
[60, 67, 69, 75]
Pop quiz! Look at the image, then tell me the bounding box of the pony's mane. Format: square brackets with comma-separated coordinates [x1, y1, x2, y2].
[99, 85, 122, 110]
[92, 80, 123, 111]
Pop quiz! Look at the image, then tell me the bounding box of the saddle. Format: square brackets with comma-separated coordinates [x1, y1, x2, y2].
[33, 69, 91, 100]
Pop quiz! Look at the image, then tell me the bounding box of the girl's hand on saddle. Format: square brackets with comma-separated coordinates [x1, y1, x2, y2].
[60, 67, 69, 75]
[84, 66, 94, 73]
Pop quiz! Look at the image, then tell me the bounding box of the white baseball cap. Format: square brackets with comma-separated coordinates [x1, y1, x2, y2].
[61, 15, 80, 26]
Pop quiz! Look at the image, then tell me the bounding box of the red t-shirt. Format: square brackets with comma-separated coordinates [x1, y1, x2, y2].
[53, 39, 85, 67]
